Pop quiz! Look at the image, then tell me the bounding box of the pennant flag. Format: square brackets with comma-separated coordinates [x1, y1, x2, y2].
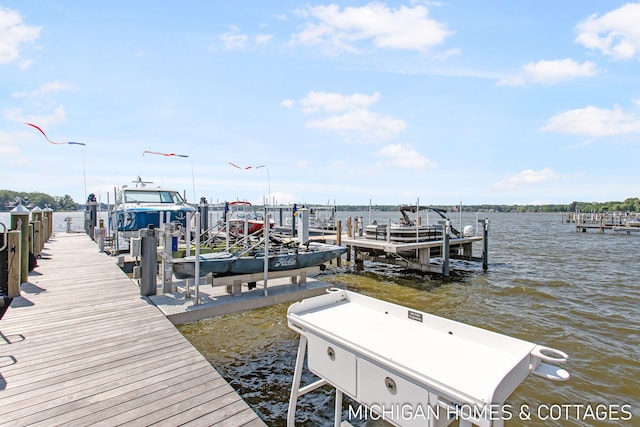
[143, 150, 189, 158]
[24, 122, 86, 146]
[229, 162, 265, 170]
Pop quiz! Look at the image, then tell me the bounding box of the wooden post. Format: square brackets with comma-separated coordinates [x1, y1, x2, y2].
[8, 230, 21, 297]
[43, 208, 53, 240]
[10, 204, 30, 284]
[29, 223, 34, 254]
[32, 220, 41, 258]
[40, 219, 46, 251]
[31, 207, 43, 256]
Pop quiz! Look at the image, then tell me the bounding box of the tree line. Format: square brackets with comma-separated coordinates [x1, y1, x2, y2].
[0, 190, 78, 211]
[336, 198, 640, 214]
[2, 189, 638, 214]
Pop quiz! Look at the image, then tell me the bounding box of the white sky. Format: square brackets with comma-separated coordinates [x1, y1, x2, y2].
[1, 1, 640, 206]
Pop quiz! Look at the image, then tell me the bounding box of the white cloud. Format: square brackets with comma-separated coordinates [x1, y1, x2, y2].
[575, 3, 640, 60]
[306, 108, 406, 140]
[3, 104, 68, 128]
[542, 105, 640, 136]
[218, 26, 249, 50]
[300, 91, 380, 113]
[291, 2, 451, 54]
[280, 99, 295, 108]
[493, 168, 560, 190]
[0, 7, 41, 65]
[215, 27, 273, 50]
[499, 59, 597, 86]
[11, 81, 76, 98]
[256, 34, 273, 44]
[375, 144, 436, 170]
[287, 90, 406, 141]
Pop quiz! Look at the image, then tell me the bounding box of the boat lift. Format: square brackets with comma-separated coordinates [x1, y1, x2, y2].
[287, 290, 569, 427]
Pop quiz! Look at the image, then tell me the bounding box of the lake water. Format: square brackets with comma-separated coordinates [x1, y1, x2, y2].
[177, 212, 639, 426]
[1, 211, 637, 426]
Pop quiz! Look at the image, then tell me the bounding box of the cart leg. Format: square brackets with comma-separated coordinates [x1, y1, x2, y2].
[287, 336, 308, 427]
[334, 389, 343, 427]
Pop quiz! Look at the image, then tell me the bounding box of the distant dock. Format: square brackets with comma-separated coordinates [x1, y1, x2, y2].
[0, 232, 267, 426]
[564, 212, 640, 234]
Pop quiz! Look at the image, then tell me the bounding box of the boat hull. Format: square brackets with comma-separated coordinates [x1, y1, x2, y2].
[113, 206, 195, 232]
[171, 243, 346, 279]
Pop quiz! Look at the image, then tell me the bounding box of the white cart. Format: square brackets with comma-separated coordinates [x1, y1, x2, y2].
[287, 289, 569, 427]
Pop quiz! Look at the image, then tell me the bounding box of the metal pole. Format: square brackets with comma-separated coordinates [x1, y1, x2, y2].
[162, 222, 173, 294]
[334, 389, 343, 427]
[443, 220, 450, 276]
[263, 211, 269, 296]
[292, 203, 297, 237]
[287, 336, 308, 427]
[194, 212, 201, 305]
[299, 209, 309, 244]
[185, 211, 192, 299]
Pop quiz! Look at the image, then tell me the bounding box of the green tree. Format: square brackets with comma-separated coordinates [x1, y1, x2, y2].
[56, 195, 78, 211]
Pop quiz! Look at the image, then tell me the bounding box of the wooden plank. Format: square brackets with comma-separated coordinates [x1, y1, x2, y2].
[0, 232, 265, 426]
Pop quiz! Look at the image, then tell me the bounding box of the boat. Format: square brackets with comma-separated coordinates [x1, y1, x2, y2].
[110, 177, 195, 248]
[171, 241, 346, 279]
[365, 205, 465, 242]
[226, 201, 275, 235]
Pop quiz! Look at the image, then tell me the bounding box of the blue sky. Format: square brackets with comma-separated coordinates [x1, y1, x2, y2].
[1, 1, 640, 206]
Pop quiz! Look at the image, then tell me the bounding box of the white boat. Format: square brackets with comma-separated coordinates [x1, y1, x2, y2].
[365, 205, 465, 242]
[110, 177, 195, 249]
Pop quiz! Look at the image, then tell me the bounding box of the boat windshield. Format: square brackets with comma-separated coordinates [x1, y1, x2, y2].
[123, 190, 186, 204]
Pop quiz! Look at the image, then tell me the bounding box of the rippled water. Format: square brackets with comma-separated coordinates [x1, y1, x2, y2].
[177, 212, 639, 426]
[3, 211, 637, 425]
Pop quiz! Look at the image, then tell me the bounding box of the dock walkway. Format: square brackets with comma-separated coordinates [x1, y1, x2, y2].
[0, 232, 265, 426]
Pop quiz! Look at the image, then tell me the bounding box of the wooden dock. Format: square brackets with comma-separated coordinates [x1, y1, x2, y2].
[0, 232, 265, 426]
[564, 211, 640, 233]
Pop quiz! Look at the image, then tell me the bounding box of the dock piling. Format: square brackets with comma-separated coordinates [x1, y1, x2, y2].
[479, 218, 489, 271]
[140, 226, 158, 296]
[10, 204, 30, 284]
[443, 220, 450, 276]
[7, 230, 20, 297]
